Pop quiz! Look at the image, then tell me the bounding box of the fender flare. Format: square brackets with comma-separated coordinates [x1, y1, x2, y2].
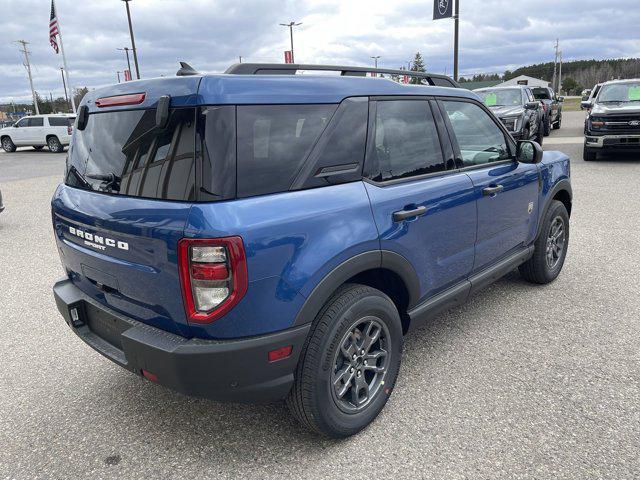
[292, 250, 421, 327]
[537, 178, 572, 239]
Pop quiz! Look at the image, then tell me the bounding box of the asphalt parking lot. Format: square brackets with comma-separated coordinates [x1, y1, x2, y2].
[1, 111, 639, 479]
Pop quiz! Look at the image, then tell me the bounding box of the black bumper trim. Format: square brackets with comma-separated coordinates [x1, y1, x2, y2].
[54, 279, 310, 403]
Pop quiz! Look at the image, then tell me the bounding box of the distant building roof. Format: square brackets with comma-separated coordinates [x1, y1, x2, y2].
[459, 80, 502, 90]
[496, 75, 550, 88]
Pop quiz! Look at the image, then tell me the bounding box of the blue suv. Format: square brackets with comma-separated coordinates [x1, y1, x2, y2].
[52, 63, 572, 437]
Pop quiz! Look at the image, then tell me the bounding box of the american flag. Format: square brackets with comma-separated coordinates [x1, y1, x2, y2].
[49, 0, 59, 54]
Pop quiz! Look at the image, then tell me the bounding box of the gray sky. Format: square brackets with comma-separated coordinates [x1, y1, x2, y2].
[1, 0, 639, 103]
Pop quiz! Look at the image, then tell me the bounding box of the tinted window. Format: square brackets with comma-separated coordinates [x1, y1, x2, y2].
[28, 118, 44, 127]
[66, 108, 196, 201]
[431, 77, 456, 88]
[532, 88, 551, 100]
[237, 104, 335, 197]
[294, 97, 368, 190]
[14, 118, 27, 128]
[200, 106, 236, 201]
[369, 100, 444, 182]
[49, 117, 73, 127]
[442, 100, 511, 167]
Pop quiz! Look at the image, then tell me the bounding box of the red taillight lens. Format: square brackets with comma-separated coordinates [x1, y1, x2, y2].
[268, 346, 293, 362]
[95, 93, 146, 108]
[178, 237, 248, 324]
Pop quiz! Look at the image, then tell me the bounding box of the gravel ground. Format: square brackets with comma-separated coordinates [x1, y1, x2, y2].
[1, 111, 639, 479]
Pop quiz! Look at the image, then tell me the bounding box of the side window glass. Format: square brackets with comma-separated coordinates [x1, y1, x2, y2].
[28, 118, 44, 127]
[14, 119, 27, 128]
[442, 101, 511, 167]
[370, 100, 444, 182]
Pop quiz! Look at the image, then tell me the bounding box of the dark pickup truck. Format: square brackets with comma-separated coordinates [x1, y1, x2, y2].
[583, 79, 640, 161]
[532, 87, 563, 135]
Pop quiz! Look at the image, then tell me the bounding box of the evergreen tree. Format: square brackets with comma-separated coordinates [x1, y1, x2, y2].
[410, 52, 426, 84]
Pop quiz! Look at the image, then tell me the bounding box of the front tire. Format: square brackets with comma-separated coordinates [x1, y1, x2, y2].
[519, 200, 569, 284]
[287, 284, 403, 438]
[553, 114, 562, 129]
[2, 137, 16, 153]
[47, 136, 63, 153]
[583, 145, 597, 161]
[543, 115, 551, 136]
[535, 122, 544, 145]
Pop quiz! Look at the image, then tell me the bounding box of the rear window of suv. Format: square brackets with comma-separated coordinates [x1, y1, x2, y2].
[66, 108, 196, 201]
[49, 117, 74, 127]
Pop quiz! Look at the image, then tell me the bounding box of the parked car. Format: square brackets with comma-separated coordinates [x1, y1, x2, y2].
[583, 78, 640, 161]
[0, 114, 75, 153]
[581, 83, 603, 111]
[52, 63, 572, 438]
[581, 88, 592, 100]
[474, 86, 545, 145]
[532, 86, 563, 135]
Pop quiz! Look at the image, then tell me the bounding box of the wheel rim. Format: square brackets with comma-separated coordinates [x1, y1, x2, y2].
[49, 138, 59, 150]
[546, 216, 565, 269]
[2, 139, 10, 149]
[331, 316, 390, 414]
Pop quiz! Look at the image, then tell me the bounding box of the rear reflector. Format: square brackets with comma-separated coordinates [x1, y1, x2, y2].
[268, 346, 293, 362]
[141, 369, 158, 382]
[96, 93, 146, 108]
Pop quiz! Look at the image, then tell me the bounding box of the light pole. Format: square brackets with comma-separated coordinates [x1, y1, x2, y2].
[121, 0, 140, 79]
[117, 47, 132, 78]
[279, 21, 302, 63]
[371, 56, 381, 68]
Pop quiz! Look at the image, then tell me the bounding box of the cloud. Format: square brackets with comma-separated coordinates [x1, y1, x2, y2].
[0, 0, 638, 103]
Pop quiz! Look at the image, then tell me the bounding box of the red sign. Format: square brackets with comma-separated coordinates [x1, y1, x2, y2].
[124, 69, 132, 81]
[284, 51, 293, 64]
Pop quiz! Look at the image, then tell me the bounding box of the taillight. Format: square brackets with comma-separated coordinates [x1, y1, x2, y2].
[178, 237, 248, 324]
[67, 125, 72, 135]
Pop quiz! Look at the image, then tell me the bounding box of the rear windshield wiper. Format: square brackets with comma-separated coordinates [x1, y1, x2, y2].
[86, 172, 121, 192]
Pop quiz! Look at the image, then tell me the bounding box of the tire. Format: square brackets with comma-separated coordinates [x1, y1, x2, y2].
[33, 145, 44, 151]
[543, 115, 551, 136]
[519, 200, 569, 284]
[583, 145, 597, 161]
[1, 137, 16, 153]
[286, 284, 403, 438]
[47, 136, 63, 153]
[553, 114, 562, 129]
[535, 122, 544, 146]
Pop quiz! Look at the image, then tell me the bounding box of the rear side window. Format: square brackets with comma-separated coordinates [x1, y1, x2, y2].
[368, 100, 445, 182]
[29, 118, 44, 127]
[66, 108, 196, 201]
[236, 104, 336, 197]
[49, 117, 73, 127]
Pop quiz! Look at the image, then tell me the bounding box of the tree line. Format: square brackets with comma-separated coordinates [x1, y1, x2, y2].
[1, 87, 88, 116]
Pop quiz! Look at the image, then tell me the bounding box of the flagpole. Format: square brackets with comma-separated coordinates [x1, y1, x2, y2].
[54, 1, 76, 113]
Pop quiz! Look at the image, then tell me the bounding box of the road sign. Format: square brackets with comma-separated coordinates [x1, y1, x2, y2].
[433, 0, 453, 20]
[284, 51, 293, 64]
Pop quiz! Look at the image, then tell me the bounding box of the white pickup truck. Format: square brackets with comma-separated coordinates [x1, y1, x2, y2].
[0, 114, 75, 153]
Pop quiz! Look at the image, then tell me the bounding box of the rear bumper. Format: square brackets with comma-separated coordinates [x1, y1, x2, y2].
[53, 279, 310, 403]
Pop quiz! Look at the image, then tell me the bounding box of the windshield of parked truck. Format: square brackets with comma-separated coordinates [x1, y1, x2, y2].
[597, 82, 640, 103]
[477, 89, 522, 107]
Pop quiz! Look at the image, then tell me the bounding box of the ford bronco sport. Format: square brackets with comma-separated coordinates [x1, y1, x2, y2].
[52, 63, 572, 438]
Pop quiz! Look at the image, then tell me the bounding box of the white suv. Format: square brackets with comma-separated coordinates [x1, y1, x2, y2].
[0, 114, 75, 153]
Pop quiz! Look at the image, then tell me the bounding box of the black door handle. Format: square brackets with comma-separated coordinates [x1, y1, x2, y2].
[393, 205, 427, 222]
[482, 185, 504, 196]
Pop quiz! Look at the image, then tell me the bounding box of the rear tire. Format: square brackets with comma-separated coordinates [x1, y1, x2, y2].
[2, 137, 16, 153]
[519, 200, 569, 284]
[535, 122, 544, 145]
[287, 284, 403, 438]
[583, 145, 597, 161]
[47, 136, 63, 153]
[553, 114, 562, 129]
[543, 116, 551, 136]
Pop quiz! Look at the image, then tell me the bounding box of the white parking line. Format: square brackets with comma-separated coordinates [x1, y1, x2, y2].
[544, 136, 584, 144]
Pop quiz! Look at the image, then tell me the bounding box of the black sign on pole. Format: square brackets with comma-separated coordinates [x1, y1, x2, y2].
[433, 0, 453, 20]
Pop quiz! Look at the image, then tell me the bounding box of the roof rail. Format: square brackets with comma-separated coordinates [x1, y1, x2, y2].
[224, 63, 459, 88]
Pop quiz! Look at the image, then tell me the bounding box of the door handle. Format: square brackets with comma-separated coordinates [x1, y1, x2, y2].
[393, 205, 427, 222]
[482, 185, 504, 196]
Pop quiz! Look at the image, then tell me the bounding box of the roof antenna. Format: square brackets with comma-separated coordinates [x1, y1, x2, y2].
[177, 62, 199, 76]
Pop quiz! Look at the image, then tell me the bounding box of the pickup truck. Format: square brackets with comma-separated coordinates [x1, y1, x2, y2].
[583, 79, 640, 161]
[532, 86, 563, 134]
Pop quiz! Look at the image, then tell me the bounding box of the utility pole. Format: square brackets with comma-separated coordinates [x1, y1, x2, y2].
[60, 67, 70, 112]
[16, 40, 39, 115]
[238, 55, 243, 63]
[453, 0, 460, 81]
[558, 50, 563, 94]
[279, 21, 302, 63]
[117, 47, 132, 78]
[552, 38, 559, 92]
[121, 0, 140, 79]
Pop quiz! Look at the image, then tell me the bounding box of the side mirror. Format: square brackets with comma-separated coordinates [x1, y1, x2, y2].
[558, 96, 565, 102]
[13, 124, 18, 128]
[580, 100, 593, 110]
[525, 101, 539, 110]
[76, 105, 89, 131]
[517, 140, 543, 164]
